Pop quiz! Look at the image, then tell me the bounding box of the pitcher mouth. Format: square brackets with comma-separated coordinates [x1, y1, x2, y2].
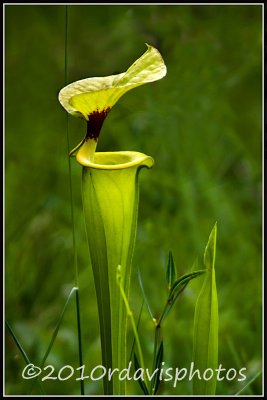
[77, 151, 154, 170]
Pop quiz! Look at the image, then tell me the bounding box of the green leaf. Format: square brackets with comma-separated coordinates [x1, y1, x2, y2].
[193, 223, 218, 395]
[152, 340, 164, 395]
[160, 270, 206, 323]
[82, 152, 153, 394]
[6, 320, 31, 366]
[204, 222, 217, 270]
[133, 353, 149, 395]
[6, 321, 45, 394]
[165, 250, 176, 291]
[168, 270, 206, 302]
[82, 168, 113, 395]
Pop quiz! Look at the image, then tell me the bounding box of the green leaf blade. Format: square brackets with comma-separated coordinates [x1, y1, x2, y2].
[193, 223, 219, 395]
[169, 270, 207, 301]
[82, 153, 153, 395]
[165, 250, 176, 291]
[161, 270, 206, 323]
[133, 353, 149, 395]
[152, 340, 164, 395]
[6, 321, 45, 394]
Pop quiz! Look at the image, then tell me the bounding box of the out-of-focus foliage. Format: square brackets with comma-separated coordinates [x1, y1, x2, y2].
[5, 4, 262, 395]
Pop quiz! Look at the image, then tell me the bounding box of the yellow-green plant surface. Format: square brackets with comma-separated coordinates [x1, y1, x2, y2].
[81, 152, 153, 394]
[193, 223, 218, 395]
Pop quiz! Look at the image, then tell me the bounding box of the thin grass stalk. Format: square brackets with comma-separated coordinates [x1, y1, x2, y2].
[41, 287, 77, 367]
[5, 321, 45, 395]
[235, 371, 262, 395]
[64, 6, 84, 394]
[117, 266, 149, 391]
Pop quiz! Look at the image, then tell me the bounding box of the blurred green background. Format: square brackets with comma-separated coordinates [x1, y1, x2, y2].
[5, 4, 262, 396]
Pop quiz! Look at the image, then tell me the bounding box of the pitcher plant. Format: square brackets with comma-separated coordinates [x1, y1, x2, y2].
[59, 44, 167, 395]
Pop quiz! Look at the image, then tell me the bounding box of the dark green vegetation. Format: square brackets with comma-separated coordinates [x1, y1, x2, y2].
[5, 4, 262, 395]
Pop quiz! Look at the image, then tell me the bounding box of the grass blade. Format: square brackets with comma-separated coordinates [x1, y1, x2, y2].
[235, 370, 262, 395]
[165, 250, 176, 291]
[41, 286, 77, 367]
[129, 299, 144, 363]
[117, 266, 149, 391]
[193, 222, 218, 395]
[133, 353, 149, 395]
[6, 320, 31, 365]
[63, 5, 84, 395]
[151, 340, 164, 395]
[5, 321, 45, 394]
[74, 289, 84, 395]
[151, 325, 161, 393]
